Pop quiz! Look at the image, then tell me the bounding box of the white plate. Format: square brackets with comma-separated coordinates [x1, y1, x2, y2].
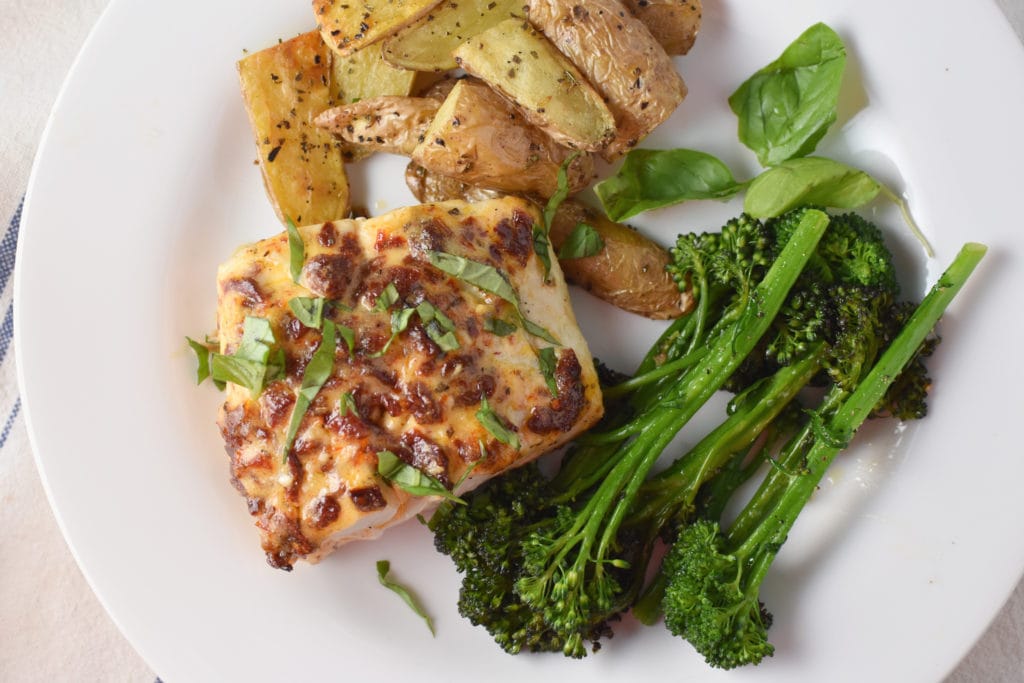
[15, 0, 1024, 681]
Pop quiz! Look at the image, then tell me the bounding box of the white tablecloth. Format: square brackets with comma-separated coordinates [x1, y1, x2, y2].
[1, 1, 1021, 680]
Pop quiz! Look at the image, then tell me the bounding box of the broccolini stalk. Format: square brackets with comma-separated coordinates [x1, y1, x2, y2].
[510, 210, 831, 657]
[661, 242, 987, 669]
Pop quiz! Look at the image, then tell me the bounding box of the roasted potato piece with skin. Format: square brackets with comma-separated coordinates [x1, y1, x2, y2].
[314, 0, 444, 56]
[550, 200, 692, 319]
[405, 162, 506, 203]
[411, 79, 594, 197]
[238, 31, 349, 226]
[383, 0, 526, 72]
[526, 0, 687, 161]
[316, 97, 440, 155]
[453, 19, 616, 152]
[622, 0, 702, 56]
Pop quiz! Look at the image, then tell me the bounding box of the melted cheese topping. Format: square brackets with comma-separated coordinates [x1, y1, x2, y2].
[215, 197, 603, 569]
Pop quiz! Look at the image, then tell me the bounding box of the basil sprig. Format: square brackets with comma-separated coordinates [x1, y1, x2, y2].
[743, 157, 880, 218]
[281, 321, 337, 461]
[377, 450, 464, 504]
[729, 22, 846, 167]
[375, 560, 435, 636]
[558, 223, 606, 259]
[475, 396, 520, 450]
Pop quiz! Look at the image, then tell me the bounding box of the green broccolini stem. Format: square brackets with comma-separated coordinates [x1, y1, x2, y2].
[726, 242, 986, 557]
[601, 346, 710, 399]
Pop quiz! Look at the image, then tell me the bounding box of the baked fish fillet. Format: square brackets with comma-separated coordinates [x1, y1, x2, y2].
[215, 196, 603, 570]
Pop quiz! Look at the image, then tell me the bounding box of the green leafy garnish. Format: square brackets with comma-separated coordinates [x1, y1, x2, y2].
[337, 323, 355, 354]
[743, 157, 880, 218]
[281, 321, 337, 461]
[426, 251, 519, 306]
[595, 149, 744, 221]
[416, 301, 461, 351]
[372, 307, 417, 357]
[558, 223, 606, 259]
[373, 283, 401, 312]
[521, 318, 559, 345]
[543, 152, 580, 231]
[532, 225, 553, 280]
[286, 217, 305, 283]
[484, 317, 517, 337]
[288, 296, 326, 329]
[209, 316, 285, 395]
[338, 391, 359, 417]
[375, 560, 435, 636]
[537, 346, 559, 397]
[377, 450, 464, 504]
[729, 22, 846, 167]
[186, 337, 214, 385]
[475, 396, 520, 450]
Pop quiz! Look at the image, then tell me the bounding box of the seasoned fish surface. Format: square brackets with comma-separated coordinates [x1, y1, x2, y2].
[216, 197, 603, 569]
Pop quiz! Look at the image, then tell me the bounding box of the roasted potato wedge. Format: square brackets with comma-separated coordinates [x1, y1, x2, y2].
[238, 31, 350, 226]
[383, 0, 526, 71]
[316, 97, 440, 155]
[411, 79, 593, 197]
[405, 162, 506, 203]
[622, 0, 702, 56]
[330, 39, 418, 104]
[550, 200, 692, 319]
[526, 0, 687, 160]
[453, 19, 616, 152]
[314, 0, 443, 56]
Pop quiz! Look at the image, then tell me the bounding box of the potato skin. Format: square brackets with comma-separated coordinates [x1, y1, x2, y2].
[526, 0, 687, 160]
[316, 97, 440, 155]
[404, 162, 506, 203]
[622, 0, 702, 56]
[550, 200, 692, 319]
[411, 79, 594, 197]
[237, 31, 350, 226]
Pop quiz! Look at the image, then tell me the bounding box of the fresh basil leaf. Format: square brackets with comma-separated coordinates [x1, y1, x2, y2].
[373, 283, 400, 312]
[288, 296, 325, 329]
[532, 225, 553, 280]
[337, 323, 355, 354]
[209, 316, 283, 395]
[521, 317, 559, 345]
[595, 148, 743, 220]
[484, 317, 517, 337]
[370, 307, 416, 358]
[186, 337, 213, 384]
[338, 391, 359, 417]
[425, 322, 460, 352]
[416, 301, 455, 332]
[475, 397, 520, 450]
[558, 223, 605, 259]
[328, 299, 353, 313]
[537, 346, 559, 397]
[281, 321, 337, 461]
[543, 152, 580, 230]
[375, 560, 435, 636]
[427, 251, 519, 306]
[729, 22, 847, 167]
[286, 217, 305, 284]
[743, 157, 880, 218]
[377, 450, 464, 504]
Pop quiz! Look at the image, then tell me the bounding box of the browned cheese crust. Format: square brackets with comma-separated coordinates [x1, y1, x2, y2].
[216, 197, 603, 569]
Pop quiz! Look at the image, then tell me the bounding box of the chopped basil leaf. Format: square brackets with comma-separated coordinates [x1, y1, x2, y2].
[328, 299, 353, 313]
[209, 316, 284, 395]
[558, 223, 606, 259]
[377, 450, 464, 504]
[375, 560, 435, 636]
[475, 396, 520, 450]
[521, 317, 559, 345]
[426, 251, 519, 307]
[538, 346, 559, 397]
[426, 323, 460, 352]
[186, 337, 213, 385]
[532, 225, 552, 280]
[373, 283, 400, 312]
[286, 217, 304, 284]
[288, 296, 326, 329]
[416, 301, 455, 332]
[281, 321, 337, 461]
[337, 323, 355, 354]
[338, 391, 359, 417]
[371, 307, 416, 357]
[484, 317, 517, 337]
[543, 152, 580, 231]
